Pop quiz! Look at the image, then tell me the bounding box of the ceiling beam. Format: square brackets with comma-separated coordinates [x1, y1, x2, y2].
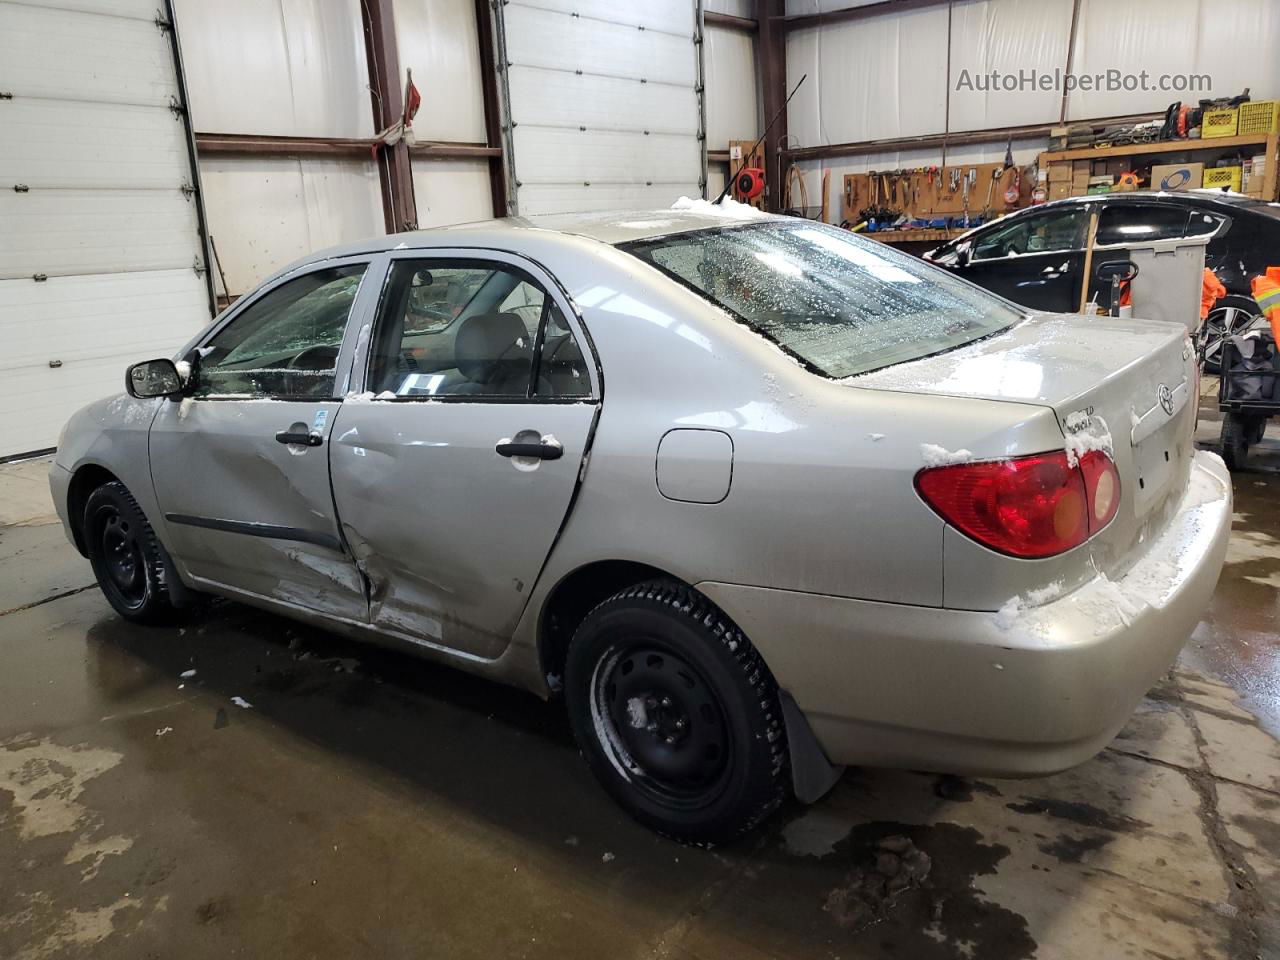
[705, 10, 757, 32]
[781, 0, 951, 32]
[194, 133, 499, 160]
[781, 112, 1165, 163]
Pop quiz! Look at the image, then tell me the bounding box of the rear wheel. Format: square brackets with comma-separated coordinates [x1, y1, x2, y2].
[1221, 413, 1250, 471]
[84, 481, 178, 623]
[564, 581, 787, 844]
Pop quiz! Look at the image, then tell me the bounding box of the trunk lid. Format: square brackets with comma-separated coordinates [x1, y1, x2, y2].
[854, 312, 1198, 580]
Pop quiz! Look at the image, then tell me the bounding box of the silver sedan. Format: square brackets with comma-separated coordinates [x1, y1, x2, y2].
[50, 209, 1232, 842]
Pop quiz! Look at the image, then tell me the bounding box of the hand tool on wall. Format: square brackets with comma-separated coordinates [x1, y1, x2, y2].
[1004, 167, 1021, 206]
[983, 168, 999, 219]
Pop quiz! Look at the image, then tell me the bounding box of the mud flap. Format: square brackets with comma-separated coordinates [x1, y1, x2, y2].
[157, 541, 195, 608]
[780, 690, 843, 804]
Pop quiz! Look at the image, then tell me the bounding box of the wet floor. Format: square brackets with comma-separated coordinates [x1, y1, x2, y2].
[1, 422, 1278, 959]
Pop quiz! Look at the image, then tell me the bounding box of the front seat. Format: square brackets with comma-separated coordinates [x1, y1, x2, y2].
[452, 311, 533, 396]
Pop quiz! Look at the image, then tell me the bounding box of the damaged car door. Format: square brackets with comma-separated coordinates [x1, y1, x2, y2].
[328, 253, 598, 659]
[148, 259, 376, 620]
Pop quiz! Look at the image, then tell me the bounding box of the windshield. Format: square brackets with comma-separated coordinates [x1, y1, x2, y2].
[623, 222, 1024, 378]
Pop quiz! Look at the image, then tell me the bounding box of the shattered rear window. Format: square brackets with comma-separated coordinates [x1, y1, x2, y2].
[623, 222, 1024, 378]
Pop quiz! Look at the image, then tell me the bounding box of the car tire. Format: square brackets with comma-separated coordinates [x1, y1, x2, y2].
[84, 481, 179, 624]
[1248, 415, 1268, 445]
[1221, 413, 1250, 471]
[564, 581, 788, 844]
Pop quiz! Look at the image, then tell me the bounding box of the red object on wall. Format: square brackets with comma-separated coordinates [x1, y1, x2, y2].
[734, 167, 765, 200]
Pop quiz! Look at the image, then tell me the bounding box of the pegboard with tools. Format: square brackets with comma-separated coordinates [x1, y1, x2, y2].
[842, 163, 1033, 229]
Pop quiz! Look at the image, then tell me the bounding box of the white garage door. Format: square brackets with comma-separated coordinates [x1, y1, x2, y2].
[0, 0, 214, 459]
[499, 0, 703, 215]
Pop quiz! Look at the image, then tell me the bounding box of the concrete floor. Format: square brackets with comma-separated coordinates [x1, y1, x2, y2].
[2, 401, 1278, 960]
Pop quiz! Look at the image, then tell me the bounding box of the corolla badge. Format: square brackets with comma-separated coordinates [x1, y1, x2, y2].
[1158, 383, 1174, 416]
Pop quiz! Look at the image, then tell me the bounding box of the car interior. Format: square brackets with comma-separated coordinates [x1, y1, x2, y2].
[367, 261, 590, 399]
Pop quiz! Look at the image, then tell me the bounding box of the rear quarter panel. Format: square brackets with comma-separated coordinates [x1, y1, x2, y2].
[508, 237, 1067, 668]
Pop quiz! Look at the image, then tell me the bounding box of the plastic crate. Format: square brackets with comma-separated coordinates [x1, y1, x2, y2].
[1202, 166, 1243, 191]
[1238, 100, 1280, 135]
[1201, 107, 1239, 139]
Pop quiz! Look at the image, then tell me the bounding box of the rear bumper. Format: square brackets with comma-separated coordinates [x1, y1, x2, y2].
[698, 450, 1232, 777]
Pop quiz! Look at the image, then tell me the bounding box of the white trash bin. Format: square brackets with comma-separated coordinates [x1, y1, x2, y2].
[1122, 235, 1209, 336]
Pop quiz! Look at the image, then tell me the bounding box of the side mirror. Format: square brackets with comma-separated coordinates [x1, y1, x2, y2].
[126, 358, 183, 399]
[955, 246, 970, 268]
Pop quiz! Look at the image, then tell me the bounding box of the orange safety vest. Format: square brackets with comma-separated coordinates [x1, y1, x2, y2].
[1201, 268, 1226, 320]
[1251, 267, 1280, 343]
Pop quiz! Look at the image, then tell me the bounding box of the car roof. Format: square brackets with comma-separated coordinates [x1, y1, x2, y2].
[308, 207, 772, 259]
[934, 188, 1274, 248]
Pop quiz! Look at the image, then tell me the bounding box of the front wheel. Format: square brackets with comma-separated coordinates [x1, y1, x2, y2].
[564, 581, 788, 844]
[84, 481, 179, 623]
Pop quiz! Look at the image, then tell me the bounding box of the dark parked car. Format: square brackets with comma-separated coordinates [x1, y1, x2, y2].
[925, 191, 1280, 367]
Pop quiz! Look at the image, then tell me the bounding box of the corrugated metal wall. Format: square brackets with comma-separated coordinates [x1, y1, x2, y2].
[786, 0, 1280, 219]
[0, 0, 212, 457]
[167, 0, 1280, 285]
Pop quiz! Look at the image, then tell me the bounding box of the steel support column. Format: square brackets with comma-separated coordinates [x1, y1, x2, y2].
[756, 0, 787, 212]
[361, 0, 417, 232]
[474, 0, 510, 217]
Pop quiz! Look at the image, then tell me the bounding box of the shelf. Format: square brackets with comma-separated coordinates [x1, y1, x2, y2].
[1041, 133, 1272, 163]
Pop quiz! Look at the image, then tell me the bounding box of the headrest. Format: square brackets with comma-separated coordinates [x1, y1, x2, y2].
[454, 312, 529, 383]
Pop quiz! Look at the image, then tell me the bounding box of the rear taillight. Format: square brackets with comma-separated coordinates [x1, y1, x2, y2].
[916, 450, 1120, 559]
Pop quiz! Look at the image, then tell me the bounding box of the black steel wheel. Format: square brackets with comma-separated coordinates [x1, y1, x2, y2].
[565, 581, 787, 844]
[84, 481, 177, 623]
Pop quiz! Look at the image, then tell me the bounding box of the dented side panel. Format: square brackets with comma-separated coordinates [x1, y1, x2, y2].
[147, 398, 369, 621]
[328, 400, 595, 659]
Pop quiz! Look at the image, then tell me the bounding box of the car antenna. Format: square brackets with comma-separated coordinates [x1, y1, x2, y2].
[714, 73, 807, 206]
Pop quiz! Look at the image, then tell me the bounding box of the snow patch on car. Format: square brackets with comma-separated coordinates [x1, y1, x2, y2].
[670, 195, 769, 221]
[994, 581, 1064, 629]
[993, 462, 1226, 643]
[1062, 412, 1113, 467]
[920, 443, 975, 466]
[344, 390, 398, 403]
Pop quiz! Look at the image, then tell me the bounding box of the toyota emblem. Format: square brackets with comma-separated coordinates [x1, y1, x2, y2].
[1158, 383, 1174, 416]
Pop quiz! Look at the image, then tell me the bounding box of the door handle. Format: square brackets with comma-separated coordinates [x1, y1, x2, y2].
[495, 439, 563, 460]
[275, 429, 323, 447]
